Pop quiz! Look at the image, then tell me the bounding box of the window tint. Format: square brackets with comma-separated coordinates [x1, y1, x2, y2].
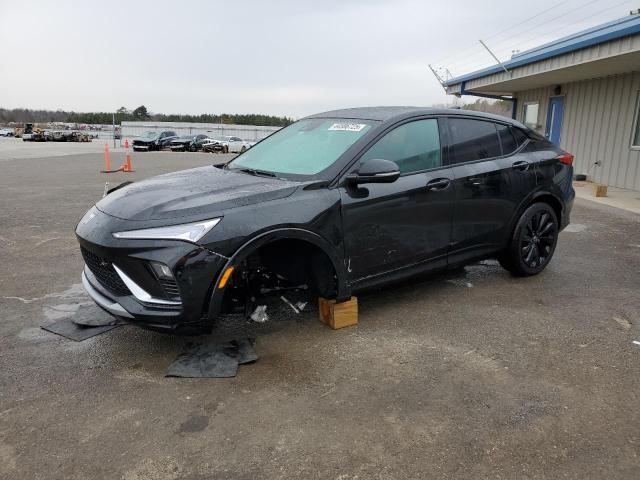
[511, 127, 529, 146]
[497, 124, 518, 155]
[448, 118, 501, 164]
[359, 119, 441, 174]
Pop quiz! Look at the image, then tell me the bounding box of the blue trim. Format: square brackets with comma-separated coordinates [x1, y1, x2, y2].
[444, 14, 640, 87]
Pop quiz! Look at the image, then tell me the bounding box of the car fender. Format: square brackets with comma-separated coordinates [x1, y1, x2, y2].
[503, 188, 565, 246]
[206, 227, 350, 320]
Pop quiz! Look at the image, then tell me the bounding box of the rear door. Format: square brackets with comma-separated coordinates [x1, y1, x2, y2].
[340, 117, 455, 281]
[445, 117, 517, 262]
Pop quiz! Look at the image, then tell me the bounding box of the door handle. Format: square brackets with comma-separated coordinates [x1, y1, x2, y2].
[512, 160, 530, 171]
[426, 178, 450, 191]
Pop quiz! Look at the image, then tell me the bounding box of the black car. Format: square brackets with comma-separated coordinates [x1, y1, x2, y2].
[132, 130, 178, 151]
[76, 107, 574, 334]
[169, 134, 210, 152]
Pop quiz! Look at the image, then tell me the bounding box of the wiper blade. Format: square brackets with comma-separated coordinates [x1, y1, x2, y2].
[237, 168, 277, 178]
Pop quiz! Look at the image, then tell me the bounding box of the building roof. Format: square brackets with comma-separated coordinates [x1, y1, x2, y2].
[444, 13, 640, 87]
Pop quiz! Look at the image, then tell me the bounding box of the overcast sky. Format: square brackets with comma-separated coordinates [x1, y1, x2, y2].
[0, 0, 635, 118]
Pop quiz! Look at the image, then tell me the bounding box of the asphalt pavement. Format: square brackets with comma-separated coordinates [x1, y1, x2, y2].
[0, 147, 639, 479]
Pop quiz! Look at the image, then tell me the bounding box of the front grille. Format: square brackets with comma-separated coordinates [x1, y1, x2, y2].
[81, 247, 131, 296]
[159, 279, 181, 300]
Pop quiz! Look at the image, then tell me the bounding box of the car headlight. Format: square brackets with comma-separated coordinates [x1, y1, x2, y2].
[112, 218, 221, 242]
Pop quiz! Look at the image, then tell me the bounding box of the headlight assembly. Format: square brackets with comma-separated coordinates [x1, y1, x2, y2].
[112, 218, 221, 243]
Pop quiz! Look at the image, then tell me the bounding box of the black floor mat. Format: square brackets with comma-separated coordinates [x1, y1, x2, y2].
[41, 318, 120, 341]
[71, 303, 122, 327]
[166, 339, 257, 378]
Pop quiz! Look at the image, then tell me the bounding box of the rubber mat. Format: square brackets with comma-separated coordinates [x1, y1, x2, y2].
[166, 339, 257, 378]
[41, 318, 120, 341]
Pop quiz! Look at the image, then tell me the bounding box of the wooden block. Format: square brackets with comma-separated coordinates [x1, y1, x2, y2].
[318, 297, 358, 330]
[593, 184, 608, 197]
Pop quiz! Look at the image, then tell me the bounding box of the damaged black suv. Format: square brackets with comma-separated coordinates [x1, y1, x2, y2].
[76, 107, 575, 334]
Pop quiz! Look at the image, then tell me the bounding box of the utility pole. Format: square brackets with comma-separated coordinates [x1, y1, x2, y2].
[112, 112, 116, 148]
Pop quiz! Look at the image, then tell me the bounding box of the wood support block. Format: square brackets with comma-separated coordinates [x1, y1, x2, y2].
[593, 184, 608, 197]
[318, 297, 358, 330]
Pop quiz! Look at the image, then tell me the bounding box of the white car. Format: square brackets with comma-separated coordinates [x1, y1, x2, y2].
[0, 128, 13, 137]
[202, 135, 253, 153]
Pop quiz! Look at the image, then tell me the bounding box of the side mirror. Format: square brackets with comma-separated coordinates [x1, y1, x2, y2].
[347, 158, 400, 185]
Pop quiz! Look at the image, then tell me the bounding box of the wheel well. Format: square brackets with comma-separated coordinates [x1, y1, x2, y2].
[219, 238, 339, 314]
[532, 194, 562, 224]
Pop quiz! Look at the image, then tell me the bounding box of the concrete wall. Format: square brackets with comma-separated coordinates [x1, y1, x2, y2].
[515, 71, 640, 191]
[121, 121, 281, 142]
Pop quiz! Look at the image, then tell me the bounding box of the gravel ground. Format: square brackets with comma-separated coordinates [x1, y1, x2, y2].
[0, 149, 639, 479]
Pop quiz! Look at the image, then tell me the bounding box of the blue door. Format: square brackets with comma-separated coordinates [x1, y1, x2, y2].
[546, 96, 565, 146]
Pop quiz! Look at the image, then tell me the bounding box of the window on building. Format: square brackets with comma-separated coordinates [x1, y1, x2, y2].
[359, 119, 441, 173]
[448, 118, 501, 164]
[633, 91, 640, 147]
[523, 102, 539, 129]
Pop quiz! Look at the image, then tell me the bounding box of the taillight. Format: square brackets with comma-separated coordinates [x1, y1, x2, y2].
[557, 153, 574, 165]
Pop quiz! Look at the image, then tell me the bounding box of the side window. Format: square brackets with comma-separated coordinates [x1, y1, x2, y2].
[497, 124, 518, 155]
[359, 119, 441, 174]
[448, 118, 501, 164]
[511, 127, 529, 146]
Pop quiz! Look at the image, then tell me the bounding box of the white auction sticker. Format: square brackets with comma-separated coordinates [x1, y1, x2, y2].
[328, 123, 367, 132]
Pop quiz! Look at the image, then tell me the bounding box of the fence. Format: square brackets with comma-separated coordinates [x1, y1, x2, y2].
[121, 121, 281, 142]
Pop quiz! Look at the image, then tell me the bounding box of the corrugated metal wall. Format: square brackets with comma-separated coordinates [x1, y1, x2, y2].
[516, 72, 640, 190]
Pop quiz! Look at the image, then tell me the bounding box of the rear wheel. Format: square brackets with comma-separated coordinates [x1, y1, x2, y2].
[499, 203, 558, 276]
[240, 146, 247, 153]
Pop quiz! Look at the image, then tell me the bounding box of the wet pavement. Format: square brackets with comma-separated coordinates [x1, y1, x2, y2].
[1, 151, 639, 479]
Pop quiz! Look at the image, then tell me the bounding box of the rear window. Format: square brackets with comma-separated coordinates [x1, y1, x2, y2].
[512, 127, 529, 146]
[448, 118, 501, 164]
[497, 124, 518, 155]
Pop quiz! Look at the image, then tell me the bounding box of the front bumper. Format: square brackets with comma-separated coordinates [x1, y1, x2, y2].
[76, 210, 228, 334]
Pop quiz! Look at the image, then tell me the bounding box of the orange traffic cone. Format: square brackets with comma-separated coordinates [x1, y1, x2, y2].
[124, 138, 129, 149]
[102, 143, 111, 172]
[123, 152, 133, 172]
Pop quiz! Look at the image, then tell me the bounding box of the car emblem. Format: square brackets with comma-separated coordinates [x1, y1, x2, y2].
[99, 260, 109, 267]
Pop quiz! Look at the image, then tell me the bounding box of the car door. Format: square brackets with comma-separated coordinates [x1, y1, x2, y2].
[446, 117, 529, 263]
[340, 117, 455, 282]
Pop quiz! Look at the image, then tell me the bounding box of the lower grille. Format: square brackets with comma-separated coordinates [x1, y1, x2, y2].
[81, 247, 131, 296]
[159, 279, 181, 300]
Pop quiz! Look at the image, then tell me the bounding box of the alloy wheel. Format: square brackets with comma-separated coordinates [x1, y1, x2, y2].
[520, 211, 556, 268]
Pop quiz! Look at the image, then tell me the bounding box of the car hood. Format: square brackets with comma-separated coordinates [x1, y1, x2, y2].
[133, 137, 158, 143]
[96, 165, 299, 221]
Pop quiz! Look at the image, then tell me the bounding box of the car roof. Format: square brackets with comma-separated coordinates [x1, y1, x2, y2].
[305, 106, 527, 129]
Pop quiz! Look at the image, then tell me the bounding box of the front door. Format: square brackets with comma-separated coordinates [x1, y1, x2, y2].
[546, 96, 565, 146]
[339, 118, 455, 281]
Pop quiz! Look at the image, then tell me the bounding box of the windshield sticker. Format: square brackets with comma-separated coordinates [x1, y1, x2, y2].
[328, 123, 367, 132]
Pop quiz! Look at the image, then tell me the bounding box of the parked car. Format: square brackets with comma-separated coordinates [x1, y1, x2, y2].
[76, 107, 574, 335]
[169, 134, 211, 152]
[0, 128, 13, 137]
[132, 131, 178, 151]
[202, 135, 252, 153]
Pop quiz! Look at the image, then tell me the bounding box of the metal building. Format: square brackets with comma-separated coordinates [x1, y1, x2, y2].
[442, 12, 640, 191]
[121, 121, 281, 142]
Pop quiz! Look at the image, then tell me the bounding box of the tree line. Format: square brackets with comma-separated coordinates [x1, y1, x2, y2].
[0, 105, 294, 127]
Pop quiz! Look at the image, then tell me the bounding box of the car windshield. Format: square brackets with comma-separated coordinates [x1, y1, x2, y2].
[228, 118, 374, 176]
[141, 131, 158, 138]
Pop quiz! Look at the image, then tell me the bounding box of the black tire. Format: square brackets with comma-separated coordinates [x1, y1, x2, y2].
[499, 202, 558, 277]
[240, 146, 246, 153]
[223, 145, 229, 154]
